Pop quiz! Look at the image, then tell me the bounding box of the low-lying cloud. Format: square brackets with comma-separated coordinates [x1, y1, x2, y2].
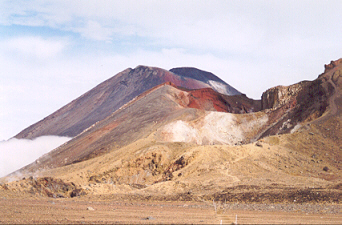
[0, 136, 71, 178]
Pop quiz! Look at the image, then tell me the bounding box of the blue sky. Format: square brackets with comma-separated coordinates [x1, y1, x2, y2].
[1, 0, 342, 141]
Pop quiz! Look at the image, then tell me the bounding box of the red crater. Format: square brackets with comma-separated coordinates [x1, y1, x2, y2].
[181, 88, 260, 114]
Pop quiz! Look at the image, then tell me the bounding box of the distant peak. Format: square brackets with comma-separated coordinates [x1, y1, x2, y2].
[133, 65, 166, 71]
[170, 67, 242, 96]
[170, 67, 225, 84]
[134, 65, 152, 69]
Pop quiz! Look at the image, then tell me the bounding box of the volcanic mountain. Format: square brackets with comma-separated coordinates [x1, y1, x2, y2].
[2, 59, 341, 203]
[15, 66, 247, 139]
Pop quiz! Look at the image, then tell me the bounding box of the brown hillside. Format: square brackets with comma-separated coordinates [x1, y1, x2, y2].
[12, 84, 261, 173]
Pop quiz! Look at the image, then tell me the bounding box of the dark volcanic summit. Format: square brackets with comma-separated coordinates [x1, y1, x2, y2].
[170, 67, 224, 83]
[170, 67, 241, 95]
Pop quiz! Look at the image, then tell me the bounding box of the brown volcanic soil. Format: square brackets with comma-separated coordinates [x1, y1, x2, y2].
[0, 191, 341, 224]
[3, 127, 341, 204]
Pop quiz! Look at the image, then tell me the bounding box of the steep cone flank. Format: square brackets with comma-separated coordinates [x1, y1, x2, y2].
[14, 83, 260, 173]
[15, 66, 242, 139]
[17, 84, 191, 171]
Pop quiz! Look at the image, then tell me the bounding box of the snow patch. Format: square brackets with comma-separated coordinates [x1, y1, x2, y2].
[208, 80, 230, 95]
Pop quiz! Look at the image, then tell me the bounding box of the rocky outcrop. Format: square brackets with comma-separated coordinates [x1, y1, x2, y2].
[259, 66, 336, 138]
[262, 58, 342, 112]
[324, 58, 342, 73]
[5, 176, 87, 198]
[261, 83, 303, 110]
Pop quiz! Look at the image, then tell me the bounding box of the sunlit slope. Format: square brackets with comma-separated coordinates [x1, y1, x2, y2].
[14, 83, 263, 174]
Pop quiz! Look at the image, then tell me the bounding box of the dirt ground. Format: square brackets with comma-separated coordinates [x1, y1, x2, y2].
[0, 191, 340, 224]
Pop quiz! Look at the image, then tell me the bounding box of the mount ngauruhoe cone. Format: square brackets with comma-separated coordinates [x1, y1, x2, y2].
[2, 61, 341, 203]
[15, 66, 246, 139]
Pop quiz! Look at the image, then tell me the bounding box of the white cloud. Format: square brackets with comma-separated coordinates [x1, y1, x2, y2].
[0, 136, 71, 178]
[1, 1, 341, 55]
[1, 36, 67, 59]
[0, 1, 273, 48]
[0, 2, 339, 46]
[76, 20, 113, 41]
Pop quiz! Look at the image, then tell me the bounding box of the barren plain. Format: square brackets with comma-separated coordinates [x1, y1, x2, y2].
[0, 190, 340, 224]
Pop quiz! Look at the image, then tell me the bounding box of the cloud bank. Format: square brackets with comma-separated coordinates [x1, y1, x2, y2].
[2, 36, 66, 59]
[0, 136, 71, 178]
